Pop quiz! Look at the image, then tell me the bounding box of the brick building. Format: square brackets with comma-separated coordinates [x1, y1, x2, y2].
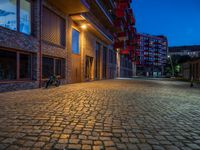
[135, 33, 168, 77]
[0, 0, 136, 92]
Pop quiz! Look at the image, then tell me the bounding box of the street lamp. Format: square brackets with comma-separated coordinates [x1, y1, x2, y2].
[168, 55, 175, 77]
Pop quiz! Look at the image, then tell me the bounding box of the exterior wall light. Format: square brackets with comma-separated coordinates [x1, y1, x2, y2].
[81, 24, 87, 29]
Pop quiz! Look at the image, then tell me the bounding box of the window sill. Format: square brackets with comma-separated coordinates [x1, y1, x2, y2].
[72, 53, 81, 56]
[0, 26, 32, 37]
[42, 77, 65, 81]
[0, 80, 35, 84]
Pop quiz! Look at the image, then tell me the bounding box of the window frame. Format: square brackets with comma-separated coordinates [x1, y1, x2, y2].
[42, 56, 54, 79]
[19, 52, 32, 80]
[42, 55, 65, 79]
[0, 0, 32, 35]
[55, 58, 64, 77]
[19, 0, 32, 35]
[72, 28, 80, 55]
[0, 48, 33, 82]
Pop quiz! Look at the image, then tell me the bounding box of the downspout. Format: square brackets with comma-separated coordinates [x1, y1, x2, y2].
[39, 0, 42, 88]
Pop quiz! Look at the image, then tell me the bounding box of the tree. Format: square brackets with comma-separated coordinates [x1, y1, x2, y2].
[165, 55, 191, 77]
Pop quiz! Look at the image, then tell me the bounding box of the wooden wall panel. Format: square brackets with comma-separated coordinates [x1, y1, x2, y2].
[71, 54, 81, 83]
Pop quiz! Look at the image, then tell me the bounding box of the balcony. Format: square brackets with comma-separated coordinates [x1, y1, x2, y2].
[82, 13, 114, 42]
[70, 12, 113, 44]
[101, 0, 116, 9]
[109, 0, 115, 8]
[47, 0, 89, 14]
[117, 31, 128, 41]
[114, 41, 125, 49]
[114, 18, 125, 33]
[94, 0, 114, 25]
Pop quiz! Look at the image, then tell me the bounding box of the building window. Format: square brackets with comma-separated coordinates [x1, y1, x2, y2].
[0, 49, 32, 81]
[42, 7, 66, 46]
[0, 0, 31, 34]
[55, 59, 65, 77]
[42, 57, 54, 79]
[72, 29, 80, 54]
[42, 56, 65, 79]
[0, 0, 17, 31]
[20, 53, 31, 78]
[20, 0, 31, 34]
[55, 59, 61, 76]
[0, 50, 17, 80]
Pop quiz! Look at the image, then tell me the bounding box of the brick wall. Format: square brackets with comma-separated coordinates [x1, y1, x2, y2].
[0, 0, 70, 92]
[0, 0, 41, 92]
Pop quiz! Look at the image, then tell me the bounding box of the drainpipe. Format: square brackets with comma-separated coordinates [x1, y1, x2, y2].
[39, 0, 42, 88]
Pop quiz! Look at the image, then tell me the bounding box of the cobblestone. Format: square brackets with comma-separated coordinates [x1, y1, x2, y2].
[0, 79, 200, 149]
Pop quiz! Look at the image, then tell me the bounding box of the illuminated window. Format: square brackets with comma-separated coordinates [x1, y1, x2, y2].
[0, 0, 31, 34]
[72, 29, 80, 54]
[20, 0, 31, 34]
[0, 0, 17, 30]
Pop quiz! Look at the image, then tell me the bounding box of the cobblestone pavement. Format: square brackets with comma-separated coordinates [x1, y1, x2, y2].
[0, 79, 200, 150]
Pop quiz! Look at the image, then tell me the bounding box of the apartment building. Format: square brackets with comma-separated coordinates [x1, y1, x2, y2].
[0, 0, 136, 92]
[114, 0, 136, 77]
[135, 33, 168, 77]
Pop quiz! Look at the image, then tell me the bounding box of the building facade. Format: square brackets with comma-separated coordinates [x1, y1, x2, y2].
[169, 45, 200, 57]
[135, 33, 168, 77]
[182, 58, 200, 81]
[0, 0, 136, 92]
[114, 0, 136, 78]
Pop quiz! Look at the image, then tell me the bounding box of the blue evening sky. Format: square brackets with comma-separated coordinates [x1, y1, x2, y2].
[131, 0, 200, 46]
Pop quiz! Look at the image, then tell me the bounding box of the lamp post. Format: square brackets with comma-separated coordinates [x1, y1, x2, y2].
[168, 55, 175, 77]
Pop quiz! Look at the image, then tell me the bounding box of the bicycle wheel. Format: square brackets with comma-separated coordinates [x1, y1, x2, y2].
[45, 80, 50, 88]
[55, 80, 60, 87]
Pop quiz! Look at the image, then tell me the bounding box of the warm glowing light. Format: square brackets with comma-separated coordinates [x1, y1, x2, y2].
[81, 24, 87, 29]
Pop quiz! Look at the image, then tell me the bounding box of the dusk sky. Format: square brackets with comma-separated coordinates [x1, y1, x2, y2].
[131, 0, 200, 46]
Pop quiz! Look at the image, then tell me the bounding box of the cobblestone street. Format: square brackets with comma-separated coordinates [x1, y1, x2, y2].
[0, 79, 200, 150]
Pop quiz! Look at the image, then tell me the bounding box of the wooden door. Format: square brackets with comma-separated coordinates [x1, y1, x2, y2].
[71, 54, 81, 83]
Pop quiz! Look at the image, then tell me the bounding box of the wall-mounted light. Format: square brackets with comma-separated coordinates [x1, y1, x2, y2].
[81, 24, 87, 29]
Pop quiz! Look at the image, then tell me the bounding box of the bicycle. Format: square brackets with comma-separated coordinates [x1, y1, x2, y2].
[45, 75, 60, 88]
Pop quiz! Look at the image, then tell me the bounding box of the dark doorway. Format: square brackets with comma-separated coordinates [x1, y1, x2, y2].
[85, 56, 93, 81]
[95, 42, 101, 79]
[102, 46, 107, 79]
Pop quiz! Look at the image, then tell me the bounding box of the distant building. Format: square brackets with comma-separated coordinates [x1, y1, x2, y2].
[181, 58, 200, 81]
[168, 45, 200, 57]
[135, 33, 168, 77]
